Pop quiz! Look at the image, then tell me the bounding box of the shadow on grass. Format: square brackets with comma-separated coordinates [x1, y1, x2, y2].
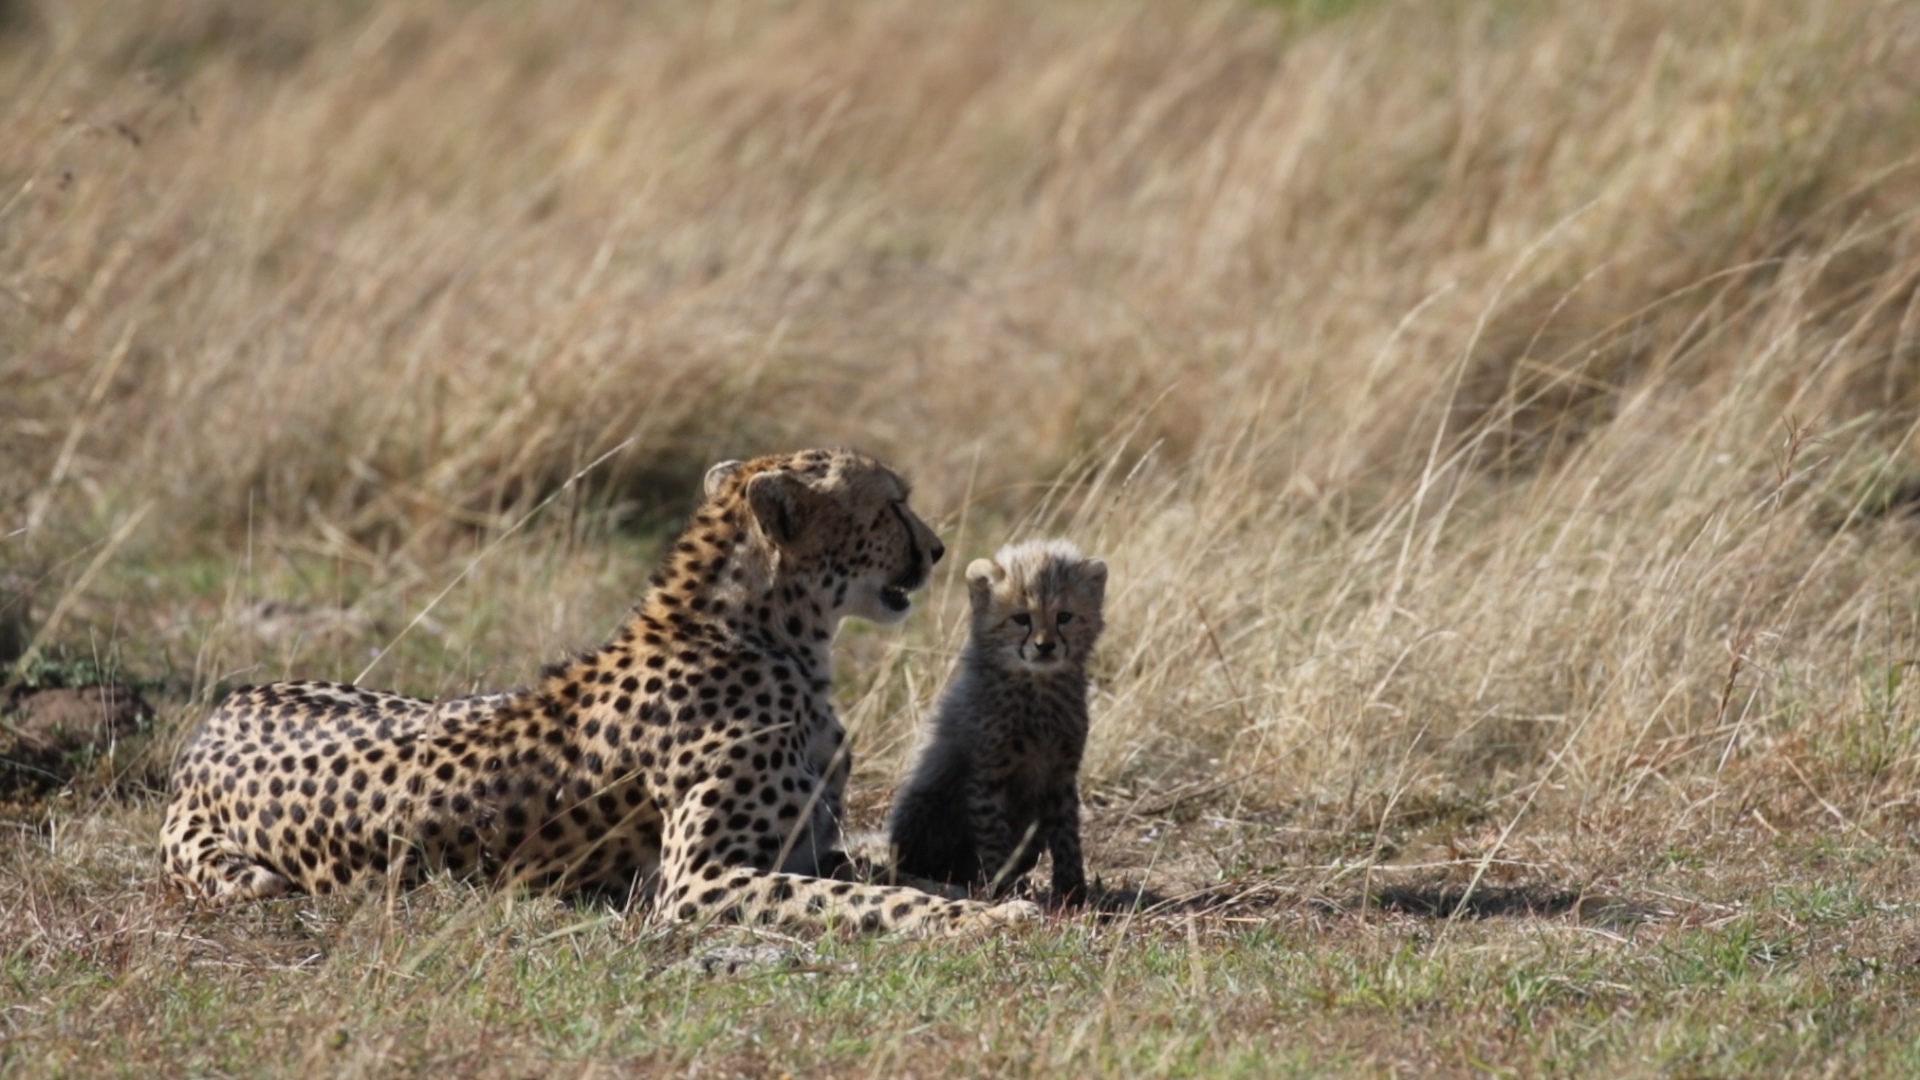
[1365, 883, 1582, 918]
[1082, 879, 1664, 930]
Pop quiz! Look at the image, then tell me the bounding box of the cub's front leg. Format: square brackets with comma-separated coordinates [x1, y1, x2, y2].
[964, 770, 1030, 897]
[1042, 781, 1087, 904]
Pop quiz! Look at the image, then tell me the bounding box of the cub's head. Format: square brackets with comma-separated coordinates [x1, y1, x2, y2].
[966, 539, 1107, 673]
[702, 448, 944, 626]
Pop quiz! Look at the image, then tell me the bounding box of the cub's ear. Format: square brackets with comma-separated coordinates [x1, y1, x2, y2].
[703, 459, 746, 498]
[746, 471, 815, 548]
[965, 558, 1005, 608]
[1078, 558, 1108, 602]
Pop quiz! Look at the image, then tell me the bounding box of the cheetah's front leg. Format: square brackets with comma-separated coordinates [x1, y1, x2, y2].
[657, 800, 1032, 935]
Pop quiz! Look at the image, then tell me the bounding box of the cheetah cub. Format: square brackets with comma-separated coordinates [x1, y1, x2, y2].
[888, 539, 1106, 903]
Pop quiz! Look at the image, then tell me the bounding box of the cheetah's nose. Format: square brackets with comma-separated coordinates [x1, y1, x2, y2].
[929, 538, 946, 564]
[1034, 639, 1057, 658]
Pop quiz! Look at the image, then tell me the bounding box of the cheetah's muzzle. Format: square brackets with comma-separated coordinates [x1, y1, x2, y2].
[881, 502, 939, 613]
[882, 547, 933, 611]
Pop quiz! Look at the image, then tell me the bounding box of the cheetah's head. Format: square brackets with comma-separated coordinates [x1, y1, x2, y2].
[966, 539, 1107, 673]
[703, 448, 945, 627]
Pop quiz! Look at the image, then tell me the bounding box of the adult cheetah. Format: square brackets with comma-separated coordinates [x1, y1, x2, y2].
[162, 448, 1038, 934]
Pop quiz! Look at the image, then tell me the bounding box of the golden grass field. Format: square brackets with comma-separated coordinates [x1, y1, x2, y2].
[6, 0, 1920, 1075]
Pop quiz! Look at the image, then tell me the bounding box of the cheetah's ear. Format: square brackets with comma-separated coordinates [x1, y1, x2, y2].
[704, 460, 746, 498]
[965, 558, 1004, 609]
[1077, 558, 1108, 603]
[746, 470, 816, 548]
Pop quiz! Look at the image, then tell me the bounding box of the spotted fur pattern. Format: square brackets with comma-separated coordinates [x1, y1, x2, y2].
[162, 449, 1039, 934]
[887, 539, 1106, 903]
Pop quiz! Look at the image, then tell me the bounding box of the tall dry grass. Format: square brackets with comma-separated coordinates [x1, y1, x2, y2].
[6, 0, 1920, 835]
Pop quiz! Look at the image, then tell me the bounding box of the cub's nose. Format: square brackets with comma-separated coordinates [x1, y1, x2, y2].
[929, 538, 946, 564]
[1034, 639, 1057, 658]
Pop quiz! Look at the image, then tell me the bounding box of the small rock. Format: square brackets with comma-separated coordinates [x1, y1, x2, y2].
[678, 943, 801, 976]
[3, 683, 151, 760]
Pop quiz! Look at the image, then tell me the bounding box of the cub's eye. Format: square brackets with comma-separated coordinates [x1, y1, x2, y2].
[1056, 612, 1074, 625]
[1010, 613, 1032, 628]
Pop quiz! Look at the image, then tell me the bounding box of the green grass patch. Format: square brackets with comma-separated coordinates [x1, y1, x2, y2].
[6, 829, 1920, 1079]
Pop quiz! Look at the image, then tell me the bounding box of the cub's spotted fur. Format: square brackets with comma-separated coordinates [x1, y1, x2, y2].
[162, 449, 1038, 934]
[888, 539, 1106, 902]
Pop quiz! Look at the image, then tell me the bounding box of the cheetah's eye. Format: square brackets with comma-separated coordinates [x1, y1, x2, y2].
[1010, 613, 1031, 628]
[1056, 612, 1074, 625]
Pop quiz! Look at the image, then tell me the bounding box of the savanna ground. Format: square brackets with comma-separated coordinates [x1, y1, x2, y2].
[6, 0, 1920, 1075]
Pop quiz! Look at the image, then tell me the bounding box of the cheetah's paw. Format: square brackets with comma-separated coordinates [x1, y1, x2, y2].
[952, 898, 1042, 934]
